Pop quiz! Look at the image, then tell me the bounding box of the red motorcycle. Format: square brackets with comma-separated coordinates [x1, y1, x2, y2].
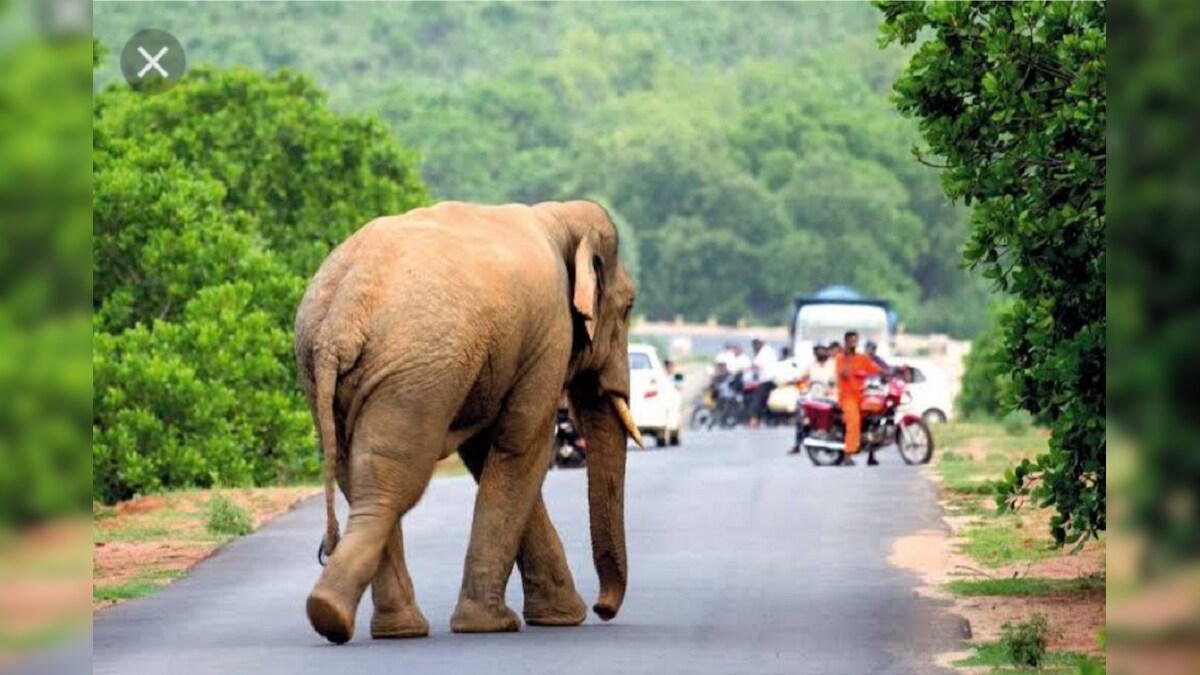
[798, 372, 934, 466]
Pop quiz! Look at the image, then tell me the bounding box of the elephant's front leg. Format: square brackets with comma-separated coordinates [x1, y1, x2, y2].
[515, 498, 588, 626]
[451, 388, 559, 633]
[459, 440, 587, 627]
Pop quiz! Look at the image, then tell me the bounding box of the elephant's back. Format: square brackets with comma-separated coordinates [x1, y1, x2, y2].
[306, 207, 565, 395]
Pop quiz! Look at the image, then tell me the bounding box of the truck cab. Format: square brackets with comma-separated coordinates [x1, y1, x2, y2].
[790, 286, 894, 371]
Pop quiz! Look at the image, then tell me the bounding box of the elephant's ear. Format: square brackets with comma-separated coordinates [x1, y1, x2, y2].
[573, 235, 600, 342]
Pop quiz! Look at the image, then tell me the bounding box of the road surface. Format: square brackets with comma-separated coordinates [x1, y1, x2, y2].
[81, 428, 962, 675]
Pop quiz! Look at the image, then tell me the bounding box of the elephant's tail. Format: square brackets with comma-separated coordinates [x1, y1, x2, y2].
[314, 351, 341, 559]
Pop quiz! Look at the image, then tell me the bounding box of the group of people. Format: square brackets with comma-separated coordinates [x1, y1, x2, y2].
[710, 331, 892, 466]
[711, 337, 787, 428]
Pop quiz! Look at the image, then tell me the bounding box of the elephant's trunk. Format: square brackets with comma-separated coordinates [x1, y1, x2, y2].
[575, 393, 637, 621]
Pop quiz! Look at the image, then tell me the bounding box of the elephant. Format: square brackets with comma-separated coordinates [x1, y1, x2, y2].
[293, 200, 643, 644]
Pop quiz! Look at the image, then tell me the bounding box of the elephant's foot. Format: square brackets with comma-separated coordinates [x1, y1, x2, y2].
[449, 598, 521, 633]
[307, 588, 355, 644]
[371, 605, 429, 639]
[523, 585, 587, 626]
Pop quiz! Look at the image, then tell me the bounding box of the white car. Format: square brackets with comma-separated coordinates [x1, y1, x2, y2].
[627, 343, 684, 447]
[895, 358, 955, 424]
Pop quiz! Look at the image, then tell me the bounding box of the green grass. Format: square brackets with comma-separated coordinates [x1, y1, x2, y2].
[953, 643, 1082, 674]
[93, 580, 165, 603]
[934, 426, 1039, 497]
[944, 498, 994, 517]
[960, 521, 1055, 568]
[946, 575, 1104, 597]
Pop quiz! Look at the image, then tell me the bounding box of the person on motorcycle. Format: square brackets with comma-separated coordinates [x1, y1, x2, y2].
[865, 340, 890, 372]
[836, 330, 884, 466]
[787, 342, 838, 454]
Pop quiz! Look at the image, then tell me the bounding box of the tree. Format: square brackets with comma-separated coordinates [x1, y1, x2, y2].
[880, 0, 1106, 545]
[92, 65, 429, 502]
[93, 3, 993, 334]
[94, 67, 428, 278]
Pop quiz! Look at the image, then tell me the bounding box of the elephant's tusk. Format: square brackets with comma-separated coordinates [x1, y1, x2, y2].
[610, 395, 644, 448]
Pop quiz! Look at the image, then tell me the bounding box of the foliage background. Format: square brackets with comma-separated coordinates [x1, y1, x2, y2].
[93, 2, 991, 334]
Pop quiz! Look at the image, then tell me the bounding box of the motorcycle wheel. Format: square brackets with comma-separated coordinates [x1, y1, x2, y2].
[689, 406, 714, 431]
[896, 419, 935, 465]
[806, 444, 844, 467]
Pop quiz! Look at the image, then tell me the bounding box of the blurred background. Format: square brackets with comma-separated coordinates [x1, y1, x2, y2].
[0, 0, 92, 669]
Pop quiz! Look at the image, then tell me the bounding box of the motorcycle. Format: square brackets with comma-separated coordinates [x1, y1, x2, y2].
[551, 407, 587, 469]
[689, 371, 744, 429]
[689, 387, 718, 430]
[798, 374, 934, 466]
[691, 369, 799, 430]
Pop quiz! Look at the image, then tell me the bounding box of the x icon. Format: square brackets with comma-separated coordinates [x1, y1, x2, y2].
[137, 46, 170, 79]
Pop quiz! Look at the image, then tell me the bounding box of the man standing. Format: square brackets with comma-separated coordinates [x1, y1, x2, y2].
[835, 331, 883, 466]
[746, 338, 778, 428]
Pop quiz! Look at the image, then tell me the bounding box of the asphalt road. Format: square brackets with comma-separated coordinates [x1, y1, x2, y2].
[81, 428, 962, 675]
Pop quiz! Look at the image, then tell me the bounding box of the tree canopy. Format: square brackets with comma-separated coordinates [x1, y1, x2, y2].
[880, 0, 1106, 545]
[94, 2, 992, 335]
[92, 67, 429, 501]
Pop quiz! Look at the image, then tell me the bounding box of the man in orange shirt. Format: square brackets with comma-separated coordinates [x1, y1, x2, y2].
[835, 330, 884, 466]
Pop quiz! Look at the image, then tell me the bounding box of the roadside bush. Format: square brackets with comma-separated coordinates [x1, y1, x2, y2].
[205, 493, 253, 537]
[1000, 614, 1051, 669]
[92, 64, 430, 503]
[93, 283, 315, 502]
[956, 305, 1010, 420]
[1002, 410, 1034, 437]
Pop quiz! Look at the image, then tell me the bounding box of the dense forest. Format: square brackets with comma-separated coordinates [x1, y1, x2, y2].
[94, 2, 992, 335]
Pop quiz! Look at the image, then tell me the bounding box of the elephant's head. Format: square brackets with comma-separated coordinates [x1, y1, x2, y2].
[545, 200, 639, 621]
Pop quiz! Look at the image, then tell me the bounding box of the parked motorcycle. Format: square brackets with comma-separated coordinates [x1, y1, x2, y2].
[799, 375, 934, 466]
[692, 371, 797, 429]
[551, 407, 587, 469]
[689, 388, 718, 430]
[688, 372, 743, 429]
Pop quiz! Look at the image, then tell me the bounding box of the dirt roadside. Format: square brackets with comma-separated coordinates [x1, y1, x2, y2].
[889, 424, 1105, 672]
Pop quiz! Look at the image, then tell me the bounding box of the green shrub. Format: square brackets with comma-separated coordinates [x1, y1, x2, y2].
[205, 493, 253, 537]
[956, 305, 1011, 420]
[91, 66, 429, 503]
[1003, 409, 1034, 436]
[93, 283, 316, 503]
[1000, 614, 1051, 668]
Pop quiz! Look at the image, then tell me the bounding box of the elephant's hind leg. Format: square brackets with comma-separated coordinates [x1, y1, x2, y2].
[307, 398, 441, 644]
[459, 440, 586, 628]
[369, 522, 429, 639]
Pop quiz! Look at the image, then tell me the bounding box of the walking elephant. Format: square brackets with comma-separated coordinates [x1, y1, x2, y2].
[294, 200, 642, 644]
